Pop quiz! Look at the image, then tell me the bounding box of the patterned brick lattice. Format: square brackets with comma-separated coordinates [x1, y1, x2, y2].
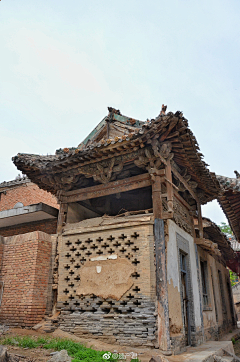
[61, 231, 143, 312]
[57, 220, 157, 347]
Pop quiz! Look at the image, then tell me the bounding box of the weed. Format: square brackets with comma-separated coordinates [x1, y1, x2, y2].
[1, 335, 119, 362]
[232, 337, 236, 344]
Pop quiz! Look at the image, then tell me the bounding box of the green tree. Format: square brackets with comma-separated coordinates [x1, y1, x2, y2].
[218, 223, 238, 286]
[218, 222, 233, 238]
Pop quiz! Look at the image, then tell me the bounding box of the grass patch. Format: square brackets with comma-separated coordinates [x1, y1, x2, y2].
[1, 335, 140, 361]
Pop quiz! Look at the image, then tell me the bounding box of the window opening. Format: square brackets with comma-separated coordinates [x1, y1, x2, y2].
[200, 260, 208, 307]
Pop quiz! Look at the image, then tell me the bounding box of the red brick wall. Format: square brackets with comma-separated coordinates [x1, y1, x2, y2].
[0, 231, 52, 327]
[0, 183, 59, 211]
[0, 219, 57, 237]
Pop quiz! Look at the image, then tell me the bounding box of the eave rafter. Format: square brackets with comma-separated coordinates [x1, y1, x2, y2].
[13, 109, 219, 205]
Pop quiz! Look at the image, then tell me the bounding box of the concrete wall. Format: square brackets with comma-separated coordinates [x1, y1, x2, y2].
[57, 214, 157, 347]
[0, 231, 52, 327]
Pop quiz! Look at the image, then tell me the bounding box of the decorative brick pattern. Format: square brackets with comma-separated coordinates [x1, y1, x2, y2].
[0, 231, 52, 327]
[57, 219, 157, 347]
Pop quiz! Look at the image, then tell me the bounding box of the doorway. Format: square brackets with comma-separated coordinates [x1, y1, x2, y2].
[180, 251, 191, 346]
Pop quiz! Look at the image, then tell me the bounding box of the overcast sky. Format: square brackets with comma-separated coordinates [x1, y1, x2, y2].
[1, 0, 239, 224]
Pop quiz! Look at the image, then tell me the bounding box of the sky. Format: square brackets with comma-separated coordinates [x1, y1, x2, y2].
[0, 0, 240, 225]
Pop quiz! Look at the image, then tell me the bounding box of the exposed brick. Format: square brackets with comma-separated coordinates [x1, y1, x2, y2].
[0, 231, 52, 327]
[0, 182, 59, 212]
[0, 219, 57, 237]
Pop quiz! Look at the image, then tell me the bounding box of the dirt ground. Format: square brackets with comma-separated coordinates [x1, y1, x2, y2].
[2, 327, 160, 362]
[233, 338, 240, 357]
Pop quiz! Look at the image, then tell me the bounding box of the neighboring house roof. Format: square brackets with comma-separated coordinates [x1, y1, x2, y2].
[217, 175, 240, 242]
[194, 216, 235, 261]
[0, 176, 30, 190]
[229, 235, 240, 252]
[0, 202, 58, 228]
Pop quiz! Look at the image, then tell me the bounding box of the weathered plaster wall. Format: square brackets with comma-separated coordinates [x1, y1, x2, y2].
[167, 219, 203, 352]
[167, 219, 202, 328]
[57, 214, 157, 347]
[198, 247, 235, 339]
[0, 231, 52, 327]
[232, 282, 240, 320]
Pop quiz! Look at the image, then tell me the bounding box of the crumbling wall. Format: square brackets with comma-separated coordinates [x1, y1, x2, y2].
[57, 214, 157, 347]
[0, 231, 52, 326]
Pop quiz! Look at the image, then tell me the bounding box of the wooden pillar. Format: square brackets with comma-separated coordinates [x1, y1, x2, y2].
[57, 202, 68, 234]
[197, 202, 203, 238]
[152, 174, 162, 219]
[152, 174, 171, 354]
[166, 160, 173, 213]
[155, 219, 171, 354]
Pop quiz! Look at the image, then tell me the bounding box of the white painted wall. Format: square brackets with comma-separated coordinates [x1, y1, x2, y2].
[167, 219, 202, 328]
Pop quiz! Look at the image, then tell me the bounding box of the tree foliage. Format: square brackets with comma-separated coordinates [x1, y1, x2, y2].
[218, 223, 238, 286]
[218, 222, 233, 237]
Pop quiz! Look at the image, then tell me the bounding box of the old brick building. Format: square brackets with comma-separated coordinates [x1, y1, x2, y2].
[0, 106, 237, 355]
[0, 176, 59, 326]
[0, 176, 59, 237]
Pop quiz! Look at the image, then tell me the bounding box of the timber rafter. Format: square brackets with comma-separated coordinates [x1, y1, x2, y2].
[12, 109, 220, 204]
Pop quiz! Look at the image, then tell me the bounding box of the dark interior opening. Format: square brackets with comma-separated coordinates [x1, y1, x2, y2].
[67, 186, 152, 223]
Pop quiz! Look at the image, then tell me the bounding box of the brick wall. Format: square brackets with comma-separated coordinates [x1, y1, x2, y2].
[0, 219, 57, 237]
[0, 231, 52, 327]
[58, 215, 157, 347]
[0, 183, 59, 211]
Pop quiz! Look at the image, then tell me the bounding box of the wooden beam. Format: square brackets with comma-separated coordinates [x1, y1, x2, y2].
[197, 202, 204, 238]
[171, 165, 199, 202]
[166, 160, 173, 213]
[173, 189, 192, 211]
[60, 172, 164, 203]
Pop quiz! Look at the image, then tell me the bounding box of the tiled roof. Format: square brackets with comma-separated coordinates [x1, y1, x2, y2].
[217, 174, 240, 242]
[195, 216, 235, 260]
[12, 108, 220, 203]
[0, 176, 30, 189]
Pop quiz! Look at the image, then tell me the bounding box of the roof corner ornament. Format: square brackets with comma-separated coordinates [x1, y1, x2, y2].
[107, 107, 121, 116]
[160, 104, 167, 115]
[234, 170, 240, 179]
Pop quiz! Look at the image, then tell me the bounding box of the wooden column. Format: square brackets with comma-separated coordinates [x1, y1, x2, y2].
[152, 174, 171, 354]
[155, 219, 171, 354]
[152, 174, 163, 219]
[166, 160, 173, 213]
[197, 202, 203, 238]
[57, 202, 68, 234]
